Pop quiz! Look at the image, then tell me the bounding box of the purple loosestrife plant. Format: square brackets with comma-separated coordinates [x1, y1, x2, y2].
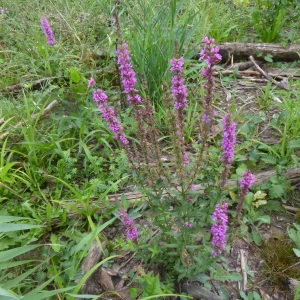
[211, 201, 228, 257]
[40, 18, 55, 45]
[220, 114, 236, 186]
[118, 210, 138, 242]
[236, 170, 255, 214]
[93, 89, 129, 145]
[199, 37, 221, 125]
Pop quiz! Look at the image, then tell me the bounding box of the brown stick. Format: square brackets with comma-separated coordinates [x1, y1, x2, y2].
[282, 205, 300, 213]
[249, 56, 289, 90]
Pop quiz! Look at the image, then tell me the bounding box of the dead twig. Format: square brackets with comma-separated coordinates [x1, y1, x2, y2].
[249, 55, 288, 90]
[239, 249, 248, 291]
[282, 205, 300, 213]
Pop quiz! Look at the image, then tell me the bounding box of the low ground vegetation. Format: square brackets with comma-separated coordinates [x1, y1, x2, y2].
[0, 0, 300, 299]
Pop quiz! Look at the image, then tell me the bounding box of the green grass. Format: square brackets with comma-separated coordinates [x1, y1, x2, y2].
[1, 0, 300, 298]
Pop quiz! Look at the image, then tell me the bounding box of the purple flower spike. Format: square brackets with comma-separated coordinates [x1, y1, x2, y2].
[211, 201, 228, 257]
[221, 114, 236, 168]
[40, 18, 55, 45]
[118, 210, 138, 241]
[170, 57, 188, 111]
[236, 170, 255, 214]
[93, 89, 129, 145]
[240, 170, 255, 196]
[199, 37, 221, 124]
[88, 77, 96, 88]
[116, 44, 142, 106]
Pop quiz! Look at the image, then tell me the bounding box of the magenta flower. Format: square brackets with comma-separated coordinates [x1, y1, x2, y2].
[240, 170, 255, 196]
[221, 114, 236, 168]
[118, 210, 138, 241]
[116, 44, 142, 106]
[170, 57, 188, 111]
[183, 151, 189, 167]
[40, 18, 55, 45]
[199, 37, 222, 67]
[88, 77, 96, 88]
[199, 37, 221, 124]
[183, 222, 193, 227]
[93, 89, 129, 145]
[211, 201, 228, 257]
[190, 184, 196, 191]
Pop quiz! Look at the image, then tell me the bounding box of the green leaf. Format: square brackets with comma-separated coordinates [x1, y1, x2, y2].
[0, 223, 44, 232]
[129, 288, 140, 299]
[144, 274, 163, 297]
[253, 191, 267, 200]
[0, 216, 28, 224]
[229, 191, 237, 201]
[212, 272, 242, 282]
[252, 200, 267, 208]
[287, 139, 300, 150]
[3, 259, 49, 289]
[50, 234, 61, 253]
[264, 54, 273, 62]
[251, 228, 262, 246]
[236, 164, 248, 175]
[293, 249, 300, 257]
[0, 244, 41, 263]
[269, 184, 285, 199]
[0, 260, 33, 271]
[261, 154, 277, 165]
[69, 67, 81, 83]
[240, 291, 247, 299]
[0, 287, 21, 299]
[253, 291, 262, 300]
[22, 287, 74, 300]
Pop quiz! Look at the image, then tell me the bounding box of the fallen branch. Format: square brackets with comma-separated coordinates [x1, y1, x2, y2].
[51, 167, 300, 225]
[0, 100, 58, 140]
[249, 56, 289, 90]
[216, 68, 300, 80]
[5, 77, 60, 94]
[218, 42, 300, 62]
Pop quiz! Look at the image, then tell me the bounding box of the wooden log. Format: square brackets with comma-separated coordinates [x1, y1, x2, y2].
[218, 43, 300, 62]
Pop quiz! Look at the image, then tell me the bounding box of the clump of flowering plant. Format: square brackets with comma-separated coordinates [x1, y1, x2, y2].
[90, 36, 252, 279]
